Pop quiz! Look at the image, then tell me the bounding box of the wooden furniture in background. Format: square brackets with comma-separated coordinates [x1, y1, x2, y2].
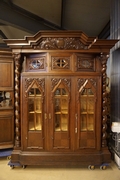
[0, 49, 14, 149]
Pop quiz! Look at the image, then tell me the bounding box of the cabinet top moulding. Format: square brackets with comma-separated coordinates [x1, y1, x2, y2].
[0, 49, 12, 58]
[3, 31, 118, 54]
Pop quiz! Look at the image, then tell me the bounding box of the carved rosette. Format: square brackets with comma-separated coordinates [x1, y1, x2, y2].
[13, 53, 21, 148]
[101, 54, 109, 148]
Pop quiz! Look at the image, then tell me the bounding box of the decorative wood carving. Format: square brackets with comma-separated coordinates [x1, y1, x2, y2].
[77, 78, 97, 90]
[77, 78, 97, 103]
[52, 57, 70, 69]
[24, 78, 45, 101]
[77, 56, 95, 71]
[101, 54, 108, 148]
[33, 38, 88, 50]
[13, 53, 21, 148]
[29, 57, 45, 70]
[51, 78, 71, 92]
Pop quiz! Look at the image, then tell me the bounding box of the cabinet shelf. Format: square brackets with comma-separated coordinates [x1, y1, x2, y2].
[81, 112, 94, 114]
[81, 95, 94, 97]
[55, 111, 68, 114]
[0, 107, 13, 110]
[29, 111, 42, 113]
[28, 95, 42, 97]
[81, 128, 94, 131]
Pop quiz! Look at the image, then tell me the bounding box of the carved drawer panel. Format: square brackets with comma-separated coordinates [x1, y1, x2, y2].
[49, 53, 73, 72]
[75, 54, 95, 72]
[25, 53, 47, 72]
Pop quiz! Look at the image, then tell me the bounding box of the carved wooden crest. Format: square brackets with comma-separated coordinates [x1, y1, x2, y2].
[33, 37, 88, 50]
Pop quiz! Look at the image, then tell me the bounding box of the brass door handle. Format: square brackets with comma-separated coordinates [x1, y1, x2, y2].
[75, 113, 78, 133]
[49, 113, 51, 120]
[44, 113, 47, 120]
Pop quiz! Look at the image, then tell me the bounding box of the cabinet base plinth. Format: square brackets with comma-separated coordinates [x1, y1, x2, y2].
[9, 149, 111, 168]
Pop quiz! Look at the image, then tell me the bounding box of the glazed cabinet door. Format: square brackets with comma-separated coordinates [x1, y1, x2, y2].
[75, 76, 101, 151]
[21, 77, 46, 150]
[21, 76, 72, 151]
[48, 77, 71, 151]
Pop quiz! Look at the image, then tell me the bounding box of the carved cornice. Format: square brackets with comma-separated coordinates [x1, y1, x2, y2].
[4, 31, 118, 52]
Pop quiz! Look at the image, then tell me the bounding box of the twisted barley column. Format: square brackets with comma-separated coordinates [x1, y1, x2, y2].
[13, 53, 21, 148]
[101, 54, 108, 148]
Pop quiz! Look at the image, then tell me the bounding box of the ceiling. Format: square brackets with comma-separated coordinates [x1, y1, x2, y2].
[0, 0, 111, 47]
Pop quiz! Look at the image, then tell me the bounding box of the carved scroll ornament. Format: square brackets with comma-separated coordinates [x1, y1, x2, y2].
[33, 37, 88, 50]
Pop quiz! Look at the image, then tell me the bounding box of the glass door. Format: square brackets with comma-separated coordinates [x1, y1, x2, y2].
[50, 78, 71, 150]
[23, 78, 45, 150]
[80, 88, 94, 132]
[77, 78, 97, 149]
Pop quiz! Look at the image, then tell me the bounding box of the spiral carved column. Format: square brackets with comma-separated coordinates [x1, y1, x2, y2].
[101, 54, 108, 148]
[13, 53, 21, 148]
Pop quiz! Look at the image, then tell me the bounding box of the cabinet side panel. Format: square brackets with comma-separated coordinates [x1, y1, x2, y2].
[0, 61, 13, 88]
[0, 115, 13, 143]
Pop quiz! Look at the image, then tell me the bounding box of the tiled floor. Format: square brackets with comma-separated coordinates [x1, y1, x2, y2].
[0, 157, 120, 180]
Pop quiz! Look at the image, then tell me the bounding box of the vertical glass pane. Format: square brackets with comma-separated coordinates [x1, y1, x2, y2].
[80, 87, 95, 131]
[81, 98, 87, 112]
[61, 99, 68, 113]
[81, 115, 87, 131]
[36, 113, 42, 130]
[28, 87, 42, 131]
[35, 98, 42, 112]
[61, 114, 68, 131]
[28, 99, 34, 112]
[87, 98, 94, 112]
[55, 98, 60, 112]
[54, 87, 68, 132]
[29, 113, 34, 130]
[87, 114, 94, 131]
[55, 114, 60, 131]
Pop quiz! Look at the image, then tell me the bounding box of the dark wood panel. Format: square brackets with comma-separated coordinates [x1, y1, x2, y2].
[0, 114, 14, 148]
[0, 60, 14, 89]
